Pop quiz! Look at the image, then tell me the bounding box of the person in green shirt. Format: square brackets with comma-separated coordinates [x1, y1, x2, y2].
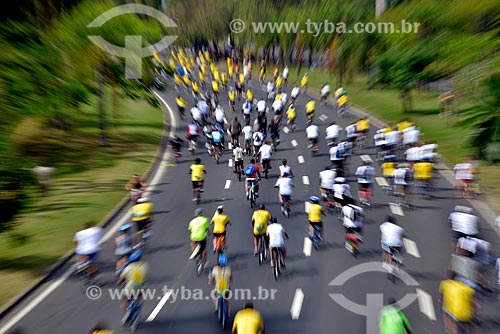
[379, 298, 412, 334]
[189, 208, 210, 266]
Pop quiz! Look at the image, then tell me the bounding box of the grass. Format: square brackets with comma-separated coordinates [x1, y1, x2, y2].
[0, 90, 163, 307]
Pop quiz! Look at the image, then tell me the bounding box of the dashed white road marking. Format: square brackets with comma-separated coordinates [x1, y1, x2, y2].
[146, 289, 174, 322]
[302, 176, 310, 185]
[416, 289, 437, 321]
[224, 117, 228, 125]
[224, 180, 231, 189]
[290, 289, 305, 320]
[291, 140, 298, 147]
[319, 114, 328, 122]
[403, 238, 421, 258]
[389, 203, 405, 216]
[303, 237, 312, 256]
[360, 155, 373, 163]
[283, 127, 289, 134]
[375, 177, 389, 187]
[298, 155, 305, 164]
[228, 159, 233, 168]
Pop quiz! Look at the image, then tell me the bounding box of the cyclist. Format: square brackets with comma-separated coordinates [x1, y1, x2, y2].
[209, 253, 232, 313]
[256, 98, 266, 114]
[275, 75, 283, 90]
[169, 136, 183, 158]
[393, 163, 412, 205]
[211, 126, 224, 156]
[131, 197, 153, 240]
[449, 206, 478, 251]
[228, 87, 236, 111]
[232, 301, 265, 334]
[245, 158, 261, 199]
[246, 87, 254, 104]
[380, 216, 406, 272]
[189, 158, 206, 201]
[233, 143, 244, 175]
[125, 174, 147, 203]
[286, 104, 296, 130]
[212, 79, 220, 98]
[215, 104, 225, 129]
[283, 65, 289, 86]
[342, 204, 364, 242]
[189, 208, 210, 267]
[279, 159, 294, 178]
[308, 196, 325, 238]
[356, 117, 370, 142]
[379, 297, 413, 334]
[211, 206, 231, 253]
[268, 119, 280, 148]
[266, 81, 275, 101]
[176, 95, 187, 119]
[190, 106, 203, 126]
[115, 223, 134, 273]
[187, 122, 199, 152]
[381, 156, 397, 193]
[305, 98, 315, 123]
[300, 72, 309, 93]
[306, 123, 319, 151]
[74, 222, 102, 277]
[242, 122, 253, 155]
[272, 97, 283, 116]
[333, 177, 354, 207]
[243, 99, 252, 124]
[229, 117, 242, 147]
[290, 85, 300, 104]
[325, 122, 342, 146]
[355, 161, 375, 206]
[274, 172, 294, 212]
[258, 140, 273, 174]
[191, 81, 200, 99]
[267, 218, 288, 267]
[319, 166, 336, 202]
[221, 72, 228, 91]
[251, 204, 272, 256]
[320, 83, 330, 106]
[116, 250, 147, 323]
[252, 130, 264, 157]
[439, 279, 477, 334]
[413, 158, 433, 197]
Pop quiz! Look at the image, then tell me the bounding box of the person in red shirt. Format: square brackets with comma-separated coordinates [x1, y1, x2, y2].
[244, 158, 261, 198]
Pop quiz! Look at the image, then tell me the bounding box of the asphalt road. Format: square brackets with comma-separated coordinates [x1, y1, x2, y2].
[1, 76, 500, 334]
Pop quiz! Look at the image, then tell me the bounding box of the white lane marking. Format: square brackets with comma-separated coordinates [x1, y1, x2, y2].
[319, 114, 328, 122]
[305, 201, 311, 213]
[0, 91, 177, 334]
[146, 289, 174, 322]
[283, 127, 289, 134]
[298, 156, 305, 164]
[303, 237, 312, 257]
[224, 117, 228, 125]
[228, 159, 233, 168]
[416, 289, 436, 321]
[375, 177, 389, 188]
[290, 289, 305, 320]
[224, 180, 231, 189]
[389, 203, 405, 216]
[360, 155, 373, 163]
[302, 176, 310, 185]
[403, 238, 421, 258]
[291, 140, 298, 147]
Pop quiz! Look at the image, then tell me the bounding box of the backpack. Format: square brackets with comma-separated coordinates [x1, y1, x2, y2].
[216, 268, 229, 292]
[244, 164, 255, 176]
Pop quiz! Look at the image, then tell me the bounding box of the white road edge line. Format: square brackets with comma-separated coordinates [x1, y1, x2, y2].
[0, 91, 177, 334]
[303, 237, 312, 257]
[389, 203, 405, 216]
[291, 140, 298, 147]
[298, 155, 305, 164]
[416, 289, 437, 321]
[403, 238, 421, 258]
[302, 176, 310, 186]
[290, 289, 304, 320]
[146, 289, 174, 322]
[224, 180, 231, 189]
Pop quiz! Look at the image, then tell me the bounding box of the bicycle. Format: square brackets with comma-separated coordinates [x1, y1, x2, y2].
[309, 224, 322, 250]
[75, 257, 101, 292]
[235, 162, 243, 182]
[216, 292, 229, 329]
[257, 234, 267, 265]
[122, 296, 142, 333]
[262, 159, 270, 179]
[386, 247, 403, 281]
[247, 179, 257, 208]
[272, 247, 285, 281]
[189, 243, 205, 276]
[355, 135, 367, 150]
[345, 231, 363, 258]
[280, 197, 290, 218]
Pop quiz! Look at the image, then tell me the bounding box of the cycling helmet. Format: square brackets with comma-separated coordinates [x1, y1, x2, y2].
[119, 223, 132, 231]
[129, 250, 143, 262]
[310, 196, 320, 203]
[137, 197, 149, 204]
[218, 253, 228, 267]
[194, 207, 203, 216]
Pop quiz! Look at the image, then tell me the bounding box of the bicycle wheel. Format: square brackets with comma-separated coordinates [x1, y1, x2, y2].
[196, 257, 203, 276]
[273, 250, 279, 281]
[258, 237, 264, 265]
[250, 189, 255, 209]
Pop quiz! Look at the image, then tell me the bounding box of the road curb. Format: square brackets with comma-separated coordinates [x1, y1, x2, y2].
[0, 90, 171, 321]
[308, 89, 499, 233]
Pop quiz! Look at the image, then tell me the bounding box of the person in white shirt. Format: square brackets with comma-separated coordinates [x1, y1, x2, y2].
[266, 218, 288, 267]
[274, 172, 294, 211]
[342, 204, 363, 235]
[329, 144, 345, 173]
[319, 166, 336, 200]
[405, 145, 421, 162]
[257, 99, 266, 113]
[355, 161, 375, 205]
[306, 123, 320, 149]
[190, 106, 203, 125]
[345, 123, 358, 142]
[197, 99, 209, 115]
[282, 65, 289, 85]
[393, 164, 411, 204]
[290, 86, 300, 102]
[266, 81, 275, 94]
[279, 159, 294, 178]
[325, 122, 342, 145]
[272, 98, 283, 115]
[380, 216, 406, 270]
[449, 206, 479, 249]
[74, 222, 102, 272]
[454, 160, 474, 197]
[403, 127, 420, 147]
[320, 83, 331, 106]
[233, 144, 244, 174]
[215, 105, 225, 127]
[333, 177, 354, 207]
[385, 129, 399, 151]
[258, 141, 273, 173]
[242, 123, 253, 154]
[280, 92, 288, 107]
[242, 100, 252, 124]
[252, 131, 263, 156]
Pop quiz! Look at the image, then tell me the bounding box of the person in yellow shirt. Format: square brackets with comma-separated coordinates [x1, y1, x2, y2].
[174, 73, 183, 89]
[182, 74, 191, 87]
[199, 71, 206, 87]
[214, 70, 220, 83]
[239, 73, 245, 86]
[301, 72, 309, 93]
[246, 88, 254, 103]
[276, 75, 283, 89]
[286, 104, 296, 130]
[221, 72, 228, 90]
[397, 119, 412, 133]
[211, 205, 231, 252]
[232, 302, 264, 334]
[381, 157, 396, 193]
[356, 118, 370, 137]
[189, 158, 206, 201]
[308, 196, 325, 238]
[413, 159, 433, 197]
[228, 87, 236, 111]
[176, 95, 186, 119]
[191, 81, 200, 98]
[439, 279, 477, 334]
[305, 99, 316, 123]
[212, 79, 220, 96]
[251, 204, 272, 256]
[132, 197, 153, 238]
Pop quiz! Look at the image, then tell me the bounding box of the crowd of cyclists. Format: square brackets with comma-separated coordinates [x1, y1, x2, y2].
[73, 47, 500, 334]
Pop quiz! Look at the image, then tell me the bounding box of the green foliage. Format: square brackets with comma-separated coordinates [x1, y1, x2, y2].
[485, 142, 500, 164]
